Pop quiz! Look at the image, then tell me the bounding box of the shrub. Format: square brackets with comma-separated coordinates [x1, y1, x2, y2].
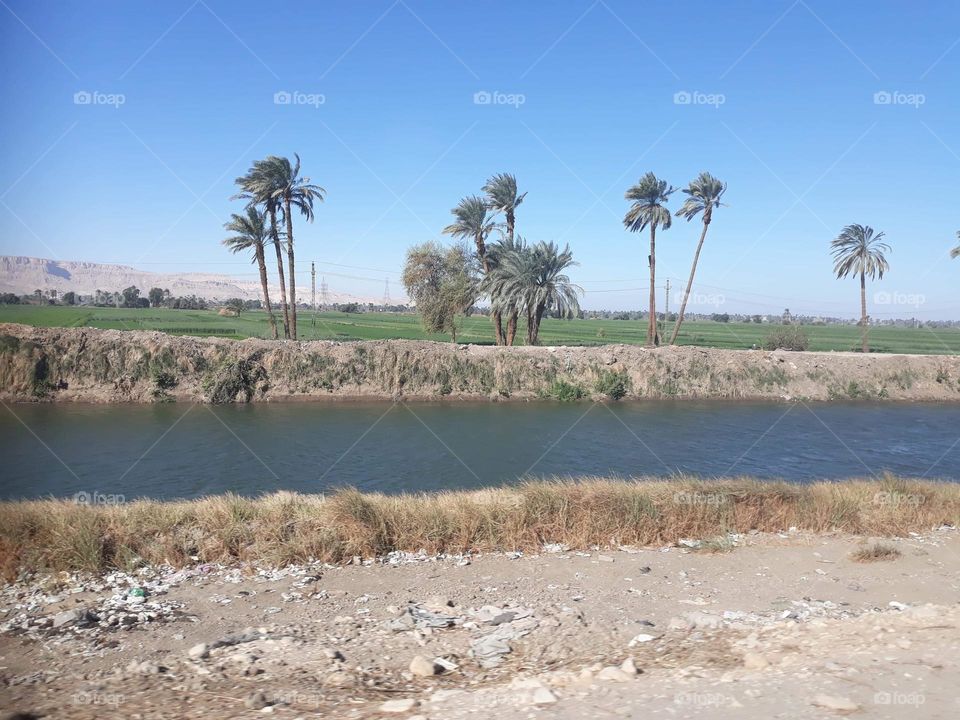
[594, 369, 628, 400]
[851, 542, 901, 563]
[543, 379, 586, 402]
[763, 326, 809, 351]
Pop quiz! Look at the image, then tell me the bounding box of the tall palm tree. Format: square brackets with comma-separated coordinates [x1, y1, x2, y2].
[951, 230, 959, 259]
[483, 173, 527, 346]
[443, 195, 501, 344]
[268, 154, 325, 340]
[831, 224, 891, 353]
[491, 240, 581, 345]
[624, 172, 675, 345]
[482, 234, 526, 345]
[669, 172, 726, 345]
[223, 206, 278, 339]
[233, 163, 290, 338]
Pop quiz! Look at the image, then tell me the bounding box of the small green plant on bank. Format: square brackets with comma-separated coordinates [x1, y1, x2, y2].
[594, 369, 629, 400]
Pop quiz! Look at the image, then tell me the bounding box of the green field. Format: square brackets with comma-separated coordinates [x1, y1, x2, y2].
[1, 305, 957, 354]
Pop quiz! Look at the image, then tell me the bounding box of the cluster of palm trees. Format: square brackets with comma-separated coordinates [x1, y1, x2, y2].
[442, 173, 581, 345]
[622, 171, 726, 346]
[224, 154, 324, 340]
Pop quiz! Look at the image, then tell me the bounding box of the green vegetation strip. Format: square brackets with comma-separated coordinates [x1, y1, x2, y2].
[1, 477, 956, 576]
[2, 305, 958, 354]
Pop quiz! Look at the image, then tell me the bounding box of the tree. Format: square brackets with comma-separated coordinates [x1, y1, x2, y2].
[121, 286, 141, 308]
[148, 287, 165, 308]
[483, 234, 527, 345]
[669, 172, 726, 345]
[266, 154, 325, 340]
[0, 293, 20, 304]
[442, 196, 500, 343]
[223, 205, 279, 339]
[224, 298, 245, 316]
[624, 173, 674, 345]
[62, 291, 76, 305]
[402, 242, 478, 342]
[483, 173, 527, 345]
[234, 160, 290, 338]
[486, 240, 581, 345]
[831, 224, 890, 353]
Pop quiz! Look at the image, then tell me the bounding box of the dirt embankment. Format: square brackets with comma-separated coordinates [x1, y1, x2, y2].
[1, 323, 959, 404]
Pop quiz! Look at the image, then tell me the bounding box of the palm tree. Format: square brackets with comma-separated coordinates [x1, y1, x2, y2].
[482, 234, 526, 345]
[233, 163, 290, 338]
[443, 195, 501, 344]
[951, 230, 959, 259]
[624, 172, 675, 345]
[223, 206, 278, 339]
[831, 224, 891, 353]
[483, 173, 527, 346]
[267, 154, 325, 340]
[490, 240, 581, 345]
[669, 172, 726, 345]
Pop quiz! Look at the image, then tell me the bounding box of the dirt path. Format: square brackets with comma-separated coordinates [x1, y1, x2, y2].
[2, 530, 959, 718]
[2, 323, 960, 403]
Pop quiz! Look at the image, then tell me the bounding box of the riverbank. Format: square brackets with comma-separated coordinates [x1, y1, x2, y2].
[2, 478, 958, 576]
[2, 323, 960, 403]
[2, 525, 958, 719]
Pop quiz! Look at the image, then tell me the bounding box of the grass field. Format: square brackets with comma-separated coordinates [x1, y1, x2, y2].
[1, 304, 958, 354]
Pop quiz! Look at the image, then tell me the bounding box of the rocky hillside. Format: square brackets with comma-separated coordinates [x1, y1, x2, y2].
[0, 256, 374, 304]
[2, 323, 959, 403]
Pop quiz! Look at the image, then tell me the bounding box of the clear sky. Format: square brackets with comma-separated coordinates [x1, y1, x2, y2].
[2, 0, 959, 318]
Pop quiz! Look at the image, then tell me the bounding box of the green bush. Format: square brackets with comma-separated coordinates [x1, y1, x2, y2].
[542, 379, 587, 402]
[594, 369, 629, 400]
[763, 326, 809, 351]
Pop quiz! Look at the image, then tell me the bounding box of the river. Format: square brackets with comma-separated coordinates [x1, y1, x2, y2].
[1, 401, 957, 500]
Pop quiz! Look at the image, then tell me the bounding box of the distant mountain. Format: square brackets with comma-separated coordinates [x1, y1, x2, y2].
[0, 256, 378, 304]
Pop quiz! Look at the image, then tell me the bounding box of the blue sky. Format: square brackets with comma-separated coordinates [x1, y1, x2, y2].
[1, 0, 959, 317]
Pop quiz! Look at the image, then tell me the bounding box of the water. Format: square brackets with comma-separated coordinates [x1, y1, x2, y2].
[0, 401, 958, 500]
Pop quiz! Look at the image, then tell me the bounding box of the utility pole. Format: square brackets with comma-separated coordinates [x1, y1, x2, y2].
[320, 277, 329, 309]
[665, 278, 671, 317]
[382, 277, 391, 307]
[311, 262, 316, 313]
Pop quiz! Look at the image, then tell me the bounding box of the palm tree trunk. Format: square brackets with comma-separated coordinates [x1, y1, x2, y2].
[669, 220, 710, 345]
[492, 310, 504, 345]
[531, 302, 546, 345]
[506, 309, 518, 346]
[268, 206, 290, 338]
[255, 243, 278, 340]
[284, 197, 298, 340]
[860, 270, 868, 353]
[648, 225, 657, 346]
[479, 249, 504, 345]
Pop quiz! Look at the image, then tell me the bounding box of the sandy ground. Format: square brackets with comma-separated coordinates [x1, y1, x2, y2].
[2, 529, 959, 719]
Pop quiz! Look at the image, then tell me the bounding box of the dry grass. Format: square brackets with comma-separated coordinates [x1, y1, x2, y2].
[0, 476, 956, 577]
[851, 541, 902, 563]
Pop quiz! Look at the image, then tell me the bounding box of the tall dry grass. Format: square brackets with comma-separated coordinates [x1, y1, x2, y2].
[1, 476, 957, 577]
